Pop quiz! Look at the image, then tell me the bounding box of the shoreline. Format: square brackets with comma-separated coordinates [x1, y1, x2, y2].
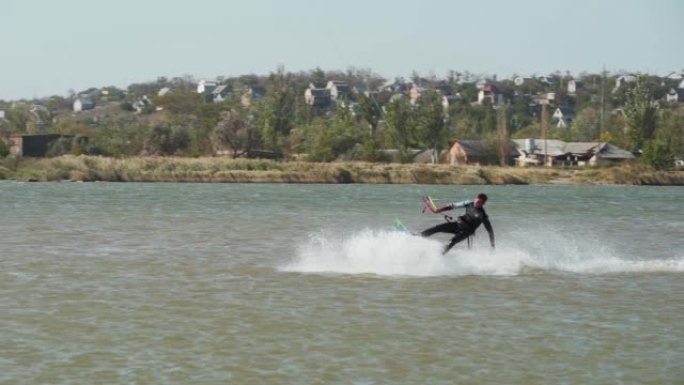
[1, 155, 683, 185]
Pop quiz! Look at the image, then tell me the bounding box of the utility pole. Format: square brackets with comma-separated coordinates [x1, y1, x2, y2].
[498, 102, 510, 166]
[541, 99, 549, 167]
[597, 65, 606, 164]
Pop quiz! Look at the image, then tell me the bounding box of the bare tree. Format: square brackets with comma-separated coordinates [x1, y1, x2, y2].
[212, 108, 260, 158]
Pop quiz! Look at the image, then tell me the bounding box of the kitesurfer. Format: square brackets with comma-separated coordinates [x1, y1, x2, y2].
[420, 193, 495, 255]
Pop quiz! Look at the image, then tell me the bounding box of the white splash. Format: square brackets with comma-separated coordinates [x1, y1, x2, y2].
[279, 228, 684, 277]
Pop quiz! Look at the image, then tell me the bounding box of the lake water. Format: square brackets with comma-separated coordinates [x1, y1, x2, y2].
[1, 181, 683, 384]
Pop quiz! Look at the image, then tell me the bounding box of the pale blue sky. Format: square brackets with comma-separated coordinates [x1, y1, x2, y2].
[3, 0, 682, 100]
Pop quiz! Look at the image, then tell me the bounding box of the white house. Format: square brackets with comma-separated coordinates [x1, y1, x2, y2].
[666, 88, 684, 103]
[477, 84, 503, 105]
[304, 87, 330, 107]
[73, 97, 95, 112]
[197, 79, 218, 94]
[241, 85, 266, 107]
[212, 85, 233, 103]
[613, 74, 637, 92]
[567, 79, 582, 95]
[409, 83, 426, 105]
[552, 106, 575, 128]
[326, 81, 349, 101]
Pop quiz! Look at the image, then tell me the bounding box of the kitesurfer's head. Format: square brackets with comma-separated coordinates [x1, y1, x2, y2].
[474, 193, 488, 207]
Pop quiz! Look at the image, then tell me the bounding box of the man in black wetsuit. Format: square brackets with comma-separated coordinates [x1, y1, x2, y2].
[420, 193, 495, 255]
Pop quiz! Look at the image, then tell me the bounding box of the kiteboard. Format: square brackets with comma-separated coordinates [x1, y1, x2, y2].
[393, 218, 410, 233]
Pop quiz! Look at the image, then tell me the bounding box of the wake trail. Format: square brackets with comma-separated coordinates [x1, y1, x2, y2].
[279, 228, 684, 277]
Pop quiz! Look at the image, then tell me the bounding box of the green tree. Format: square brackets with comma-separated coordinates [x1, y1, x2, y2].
[145, 121, 191, 156]
[641, 139, 674, 170]
[305, 107, 362, 162]
[357, 91, 383, 138]
[415, 90, 449, 163]
[90, 115, 148, 156]
[623, 77, 659, 152]
[5, 106, 31, 134]
[0, 138, 9, 157]
[191, 102, 227, 155]
[384, 96, 415, 162]
[153, 90, 202, 115]
[568, 107, 600, 141]
[657, 108, 684, 158]
[496, 103, 511, 165]
[450, 104, 480, 139]
[260, 66, 295, 152]
[482, 105, 496, 134]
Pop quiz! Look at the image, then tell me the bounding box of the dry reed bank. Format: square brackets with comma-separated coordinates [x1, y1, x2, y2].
[1, 155, 683, 185]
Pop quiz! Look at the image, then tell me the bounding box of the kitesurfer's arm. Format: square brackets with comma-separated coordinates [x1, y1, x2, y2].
[483, 216, 495, 249]
[436, 199, 472, 213]
[423, 197, 472, 214]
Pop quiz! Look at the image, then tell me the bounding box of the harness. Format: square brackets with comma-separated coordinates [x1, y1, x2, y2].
[443, 215, 474, 249]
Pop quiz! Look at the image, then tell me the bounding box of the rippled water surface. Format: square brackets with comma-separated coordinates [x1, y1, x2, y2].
[1, 181, 683, 384]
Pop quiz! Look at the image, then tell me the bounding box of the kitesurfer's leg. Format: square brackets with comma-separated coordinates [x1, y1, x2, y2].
[420, 221, 458, 237]
[443, 232, 469, 255]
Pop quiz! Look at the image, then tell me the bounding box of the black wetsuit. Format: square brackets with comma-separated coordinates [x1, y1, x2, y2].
[421, 200, 495, 254]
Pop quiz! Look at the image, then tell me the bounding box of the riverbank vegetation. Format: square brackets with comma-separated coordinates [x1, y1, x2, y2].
[2, 155, 682, 185]
[1, 67, 683, 173]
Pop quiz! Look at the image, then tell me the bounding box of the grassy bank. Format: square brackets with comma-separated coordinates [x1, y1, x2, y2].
[1, 155, 683, 185]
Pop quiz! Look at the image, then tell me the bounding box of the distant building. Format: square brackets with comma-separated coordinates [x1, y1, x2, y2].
[408, 84, 425, 104]
[304, 86, 331, 107]
[448, 139, 518, 166]
[552, 106, 576, 128]
[567, 79, 582, 95]
[666, 88, 684, 103]
[212, 85, 233, 103]
[613, 74, 637, 92]
[512, 138, 635, 167]
[197, 79, 218, 94]
[73, 97, 95, 112]
[477, 84, 503, 105]
[7, 134, 77, 157]
[446, 138, 635, 167]
[241, 85, 266, 107]
[326, 81, 349, 101]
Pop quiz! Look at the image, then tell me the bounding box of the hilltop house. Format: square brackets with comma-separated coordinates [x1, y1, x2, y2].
[613, 74, 637, 92]
[157, 87, 171, 96]
[304, 84, 331, 107]
[241, 85, 266, 107]
[73, 97, 95, 112]
[212, 85, 233, 103]
[326, 81, 349, 101]
[409, 84, 425, 104]
[567, 79, 582, 95]
[666, 88, 684, 103]
[197, 79, 218, 94]
[477, 84, 503, 105]
[552, 106, 576, 128]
